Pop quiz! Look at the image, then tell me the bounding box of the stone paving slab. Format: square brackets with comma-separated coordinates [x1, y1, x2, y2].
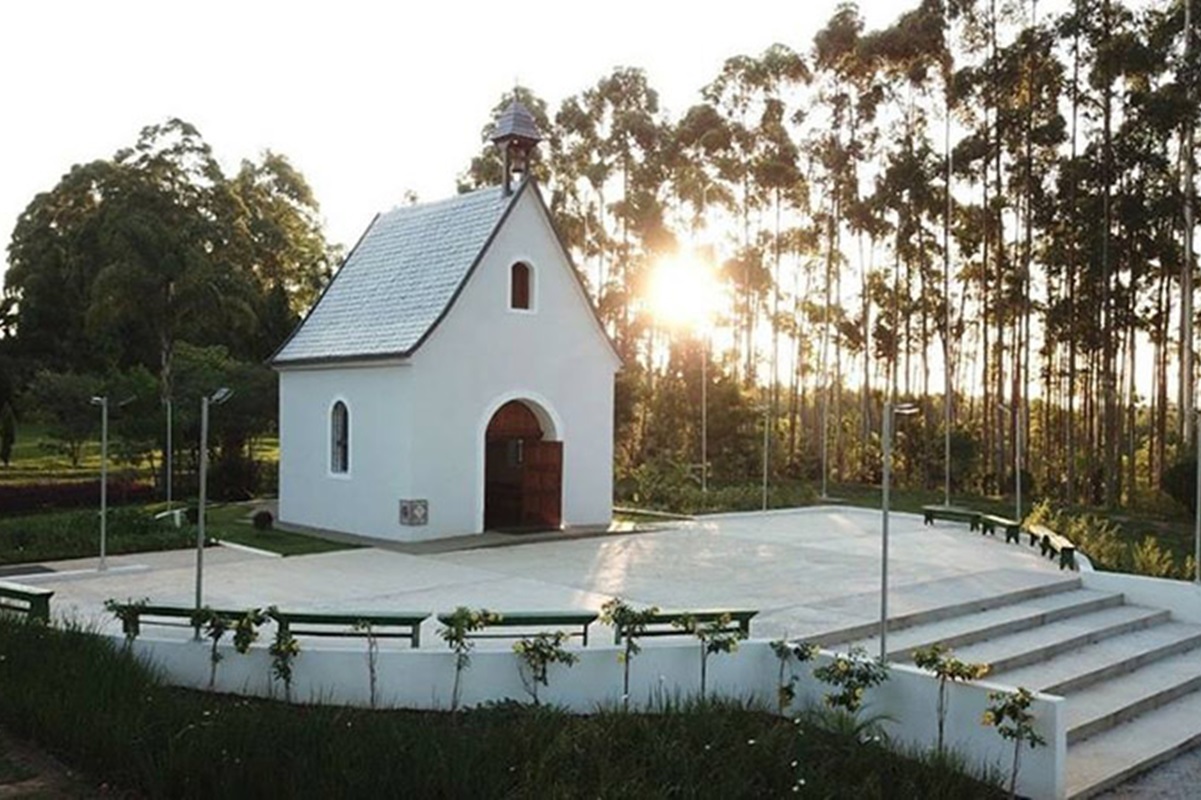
[26, 506, 1073, 643]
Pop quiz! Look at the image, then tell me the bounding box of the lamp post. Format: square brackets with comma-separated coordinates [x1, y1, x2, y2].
[194, 387, 233, 635]
[90, 395, 134, 571]
[89, 396, 109, 571]
[701, 329, 709, 494]
[1194, 410, 1201, 585]
[761, 403, 770, 511]
[999, 402, 1022, 523]
[881, 401, 919, 663]
[164, 397, 173, 510]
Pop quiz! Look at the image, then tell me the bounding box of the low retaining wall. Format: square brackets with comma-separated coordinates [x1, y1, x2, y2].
[1080, 570, 1201, 625]
[119, 633, 1064, 799]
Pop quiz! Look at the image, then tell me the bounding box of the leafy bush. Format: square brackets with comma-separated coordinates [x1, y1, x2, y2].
[252, 510, 274, 531]
[1161, 458, 1196, 515]
[0, 506, 193, 564]
[615, 459, 816, 514]
[0, 480, 155, 515]
[207, 453, 259, 502]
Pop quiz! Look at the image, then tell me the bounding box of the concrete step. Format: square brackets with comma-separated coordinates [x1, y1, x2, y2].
[1064, 646, 1201, 744]
[948, 605, 1171, 674]
[815, 576, 1082, 647]
[993, 621, 1201, 696]
[836, 588, 1125, 661]
[1065, 689, 1201, 799]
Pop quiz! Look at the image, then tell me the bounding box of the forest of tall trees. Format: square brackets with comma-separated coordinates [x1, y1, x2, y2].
[458, 0, 1201, 509]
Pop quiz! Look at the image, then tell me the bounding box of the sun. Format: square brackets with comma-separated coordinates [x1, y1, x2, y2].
[648, 253, 721, 331]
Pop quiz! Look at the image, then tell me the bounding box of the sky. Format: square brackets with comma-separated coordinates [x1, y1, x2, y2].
[0, 0, 908, 272]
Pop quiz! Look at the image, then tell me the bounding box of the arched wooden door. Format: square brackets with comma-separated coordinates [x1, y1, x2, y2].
[484, 401, 562, 531]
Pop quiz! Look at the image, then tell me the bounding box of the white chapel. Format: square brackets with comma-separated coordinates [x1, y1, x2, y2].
[271, 102, 620, 542]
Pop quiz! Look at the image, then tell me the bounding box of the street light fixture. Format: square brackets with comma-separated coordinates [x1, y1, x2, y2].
[194, 387, 233, 635]
[1194, 410, 1201, 585]
[164, 397, 173, 510]
[998, 402, 1022, 523]
[880, 401, 919, 663]
[90, 394, 134, 571]
[761, 403, 770, 511]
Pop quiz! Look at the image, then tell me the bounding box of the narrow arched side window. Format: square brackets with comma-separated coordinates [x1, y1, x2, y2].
[510, 262, 531, 310]
[331, 401, 349, 474]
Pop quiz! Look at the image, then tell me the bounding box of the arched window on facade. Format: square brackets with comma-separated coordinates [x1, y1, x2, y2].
[510, 262, 531, 310]
[331, 401, 349, 473]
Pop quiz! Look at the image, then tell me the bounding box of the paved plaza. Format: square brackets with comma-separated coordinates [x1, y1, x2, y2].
[23, 505, 1070, 642]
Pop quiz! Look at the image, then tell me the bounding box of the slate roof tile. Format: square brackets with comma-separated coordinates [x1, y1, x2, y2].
[273, 185, 512, 364]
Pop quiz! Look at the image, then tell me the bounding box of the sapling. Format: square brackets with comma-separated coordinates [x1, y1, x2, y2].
[912, 643, 989, 753]
[982, 687, 1046, 800]
[439, 606, 502, 711]
[811, 646, 889, 716]
[191, 607, 231, 690]
[513, 631, 578, 704]
[353, 619, 380, 708]
[770, 639, 818, 714]
[673, 613, 745, 696]
[267, 615, 301, 702]
[599, 597, 660, 711]
[232, 608, 267, 654]
[104, 597, 148, 647]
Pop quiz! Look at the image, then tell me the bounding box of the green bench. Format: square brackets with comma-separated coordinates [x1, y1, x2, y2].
[271, 610, 431, 649]
[922, 505, 981, 531]
[0, 581, 53, 623]
[435, 611, 598, 645]
[612, 609, 757, 645]
[980, 514, 1022, 544]
[112, 604, 431, 647]
[1028, 523, 1077, 571]
[113, 604, 256, 639]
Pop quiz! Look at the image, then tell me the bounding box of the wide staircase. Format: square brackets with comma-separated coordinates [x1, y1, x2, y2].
[817, 576, 1201, 799]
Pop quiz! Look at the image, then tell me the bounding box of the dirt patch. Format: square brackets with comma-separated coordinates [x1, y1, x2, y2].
[0, 727, 102, 798]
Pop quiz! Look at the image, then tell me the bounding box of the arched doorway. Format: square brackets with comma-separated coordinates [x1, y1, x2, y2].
[484, 400, 562, 531]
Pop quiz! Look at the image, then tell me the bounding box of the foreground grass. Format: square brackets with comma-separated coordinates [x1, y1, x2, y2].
[0, 616, 1001, 799]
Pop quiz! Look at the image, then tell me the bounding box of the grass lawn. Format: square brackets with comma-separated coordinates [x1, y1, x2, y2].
[201, 503, 358, 557]
[0, 502, 355, 565]
[0, 615, 1003, 799]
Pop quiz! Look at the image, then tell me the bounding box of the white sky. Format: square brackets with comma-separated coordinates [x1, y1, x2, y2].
[0, 0, 905, 269]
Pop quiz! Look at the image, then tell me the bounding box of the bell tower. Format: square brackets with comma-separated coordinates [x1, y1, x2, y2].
[490, 100, 542, 196]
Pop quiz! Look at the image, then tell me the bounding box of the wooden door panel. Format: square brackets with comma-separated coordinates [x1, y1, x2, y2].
[522, 441, 562, 528]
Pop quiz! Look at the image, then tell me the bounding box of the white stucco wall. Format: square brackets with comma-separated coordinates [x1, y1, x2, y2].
[405, 187, 617, 538]
[278, 362, 413, 538]
[277, 186, 617, 542]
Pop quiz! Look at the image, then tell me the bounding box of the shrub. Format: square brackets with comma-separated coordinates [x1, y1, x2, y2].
[1161, 458, 1196, 515]
[982, 687, 1046, 800]
[513, 631, 578, 704]
[599, 597, 661, 711]
[252, 510, 274, 531]
[0, 480, 155, 515]
[812, 647, 889, 715]
[0, 506, 192, 565]
[439, 607, 502, 711]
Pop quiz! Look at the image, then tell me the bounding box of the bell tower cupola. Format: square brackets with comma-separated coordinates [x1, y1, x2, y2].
[490, 100, 541, 196]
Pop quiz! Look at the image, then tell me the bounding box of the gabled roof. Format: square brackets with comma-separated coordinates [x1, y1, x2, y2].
[271, 185, 516, 365]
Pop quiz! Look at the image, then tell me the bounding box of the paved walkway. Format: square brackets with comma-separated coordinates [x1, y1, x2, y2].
[21, 505, 1068, 643]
